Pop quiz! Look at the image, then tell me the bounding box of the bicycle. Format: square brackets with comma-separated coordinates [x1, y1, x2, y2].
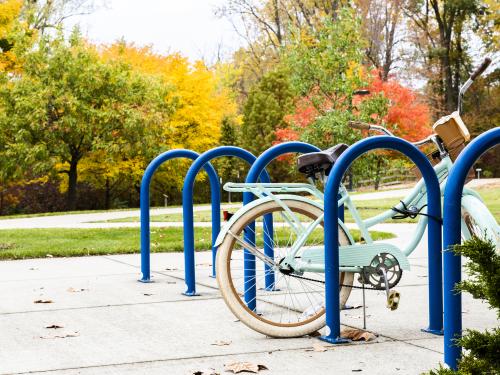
[214, 58, 499, 338]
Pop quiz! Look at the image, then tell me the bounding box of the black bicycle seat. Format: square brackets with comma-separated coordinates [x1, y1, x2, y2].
[297, 144, 349, 177]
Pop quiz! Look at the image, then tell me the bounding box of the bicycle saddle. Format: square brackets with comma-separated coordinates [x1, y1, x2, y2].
[297, 143, 349, 177]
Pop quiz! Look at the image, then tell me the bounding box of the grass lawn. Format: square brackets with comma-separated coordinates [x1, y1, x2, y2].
[100, 186, 500, 224]
[0, 227, 394, 260]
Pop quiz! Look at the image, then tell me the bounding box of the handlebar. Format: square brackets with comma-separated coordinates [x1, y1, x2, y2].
[348, 121, 371, 130]
[471, 58, 492, 80]
[349, 120, 435, 147]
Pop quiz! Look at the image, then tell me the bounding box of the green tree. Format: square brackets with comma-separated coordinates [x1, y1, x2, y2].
[281, 9, 389, 186]
[240, 69, 294, 155]
[405, 0, 483, 115]
[0, 30, 174, 210]
[240, 69, 295, 180]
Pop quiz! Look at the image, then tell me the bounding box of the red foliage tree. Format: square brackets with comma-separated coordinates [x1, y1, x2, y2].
[278, 71, 432, 143]
[366, 72, 432, 141]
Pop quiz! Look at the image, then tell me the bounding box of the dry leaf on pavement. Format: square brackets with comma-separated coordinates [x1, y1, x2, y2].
[67, 287, 87, 293]
[45, 324, 64, 329]
[306, 342, 328, 352]
[341, 328, 376, 342]
[40, 331, 80, 339]
[224, 361, 268, 373]
[190, 369, 220, 375]
[211, 340, 231, 346]
[34, 299, 53, 304]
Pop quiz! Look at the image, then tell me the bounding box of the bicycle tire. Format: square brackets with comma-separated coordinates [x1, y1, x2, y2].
[216, 198, 353, 337]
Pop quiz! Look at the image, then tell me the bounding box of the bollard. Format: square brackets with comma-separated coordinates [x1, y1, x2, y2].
[322, 136, 443, 344]
[242, 142, 321, 311]
[443, 127, 500, 369]
[140, 149, 220, 282]
[182, 146, 271, 296]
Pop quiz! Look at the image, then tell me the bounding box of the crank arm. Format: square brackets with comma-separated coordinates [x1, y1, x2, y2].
[228, 230, 277, 268]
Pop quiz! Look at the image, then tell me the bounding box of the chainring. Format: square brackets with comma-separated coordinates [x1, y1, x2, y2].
[358, 252, 403, 290]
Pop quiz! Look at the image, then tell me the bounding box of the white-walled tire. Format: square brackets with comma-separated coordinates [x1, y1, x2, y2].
[216, 198, 353, 338]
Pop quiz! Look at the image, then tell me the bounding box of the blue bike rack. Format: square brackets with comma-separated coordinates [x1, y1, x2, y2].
[443, 127, 500, 370]
[140, 149, 220, 282]
[182, 146, 271, 296]
[321, 136, 443, 344]
[242, 141, 321, 311]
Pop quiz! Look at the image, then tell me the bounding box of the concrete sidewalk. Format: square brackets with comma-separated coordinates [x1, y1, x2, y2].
[1, 225, 498, 375]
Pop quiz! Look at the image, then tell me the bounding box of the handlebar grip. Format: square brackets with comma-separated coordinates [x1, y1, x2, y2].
[348, 121, 371, 130]
[471, 58, 492, 80]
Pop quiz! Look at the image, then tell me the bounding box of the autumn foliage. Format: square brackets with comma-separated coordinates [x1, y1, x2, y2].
[366, 71, 432, 141]
[279, 71, 432, 144]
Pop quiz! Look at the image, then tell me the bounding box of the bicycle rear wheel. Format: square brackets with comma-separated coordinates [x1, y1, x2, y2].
[461, 195, 500, 250]
[216, 198, 353, 337]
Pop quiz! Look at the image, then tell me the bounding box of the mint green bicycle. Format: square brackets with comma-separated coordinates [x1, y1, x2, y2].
[215, 71, 499, 338]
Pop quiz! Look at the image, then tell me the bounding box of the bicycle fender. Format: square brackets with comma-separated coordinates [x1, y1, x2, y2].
[214, 195, 354, 247]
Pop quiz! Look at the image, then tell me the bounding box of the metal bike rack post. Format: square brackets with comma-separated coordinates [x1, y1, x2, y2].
[140, 149, 220, 282]
[243, 141, 321, 311]
[182, 146, 271, 296]
[322, 136, 443, 344]
[443, 127, 500, 370]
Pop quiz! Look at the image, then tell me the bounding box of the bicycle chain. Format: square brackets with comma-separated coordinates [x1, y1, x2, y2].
[287, 272, 383, 291]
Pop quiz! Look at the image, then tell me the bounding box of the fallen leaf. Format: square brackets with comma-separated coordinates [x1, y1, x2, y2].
[45, 324, 64, 329]
[34, 299, 53, 304]
[40, 331, 80, 339]
[346, 305, 363, 310]
[211, 340, 231, 346]
[224, 361, 268, 373]
[306, 342, 327, 352]
[67, 287, 87, 293]
[190, 369, 220, 375]
[341, 328, 376, 342]
[143, 293, 154, 296]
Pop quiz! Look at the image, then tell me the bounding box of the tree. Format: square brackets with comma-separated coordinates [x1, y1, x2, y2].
[22, 0, 101, 34]
[0, 31, 174, 210]
[0, 0, 23, 72]
[240, 69, 294, 156]
[405, 0, 482, 114]
[356, 0, 405, 81]
[462, 69, 500, 178]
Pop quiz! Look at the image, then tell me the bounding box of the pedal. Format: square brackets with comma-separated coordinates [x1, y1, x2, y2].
[386, 290, 400, 311]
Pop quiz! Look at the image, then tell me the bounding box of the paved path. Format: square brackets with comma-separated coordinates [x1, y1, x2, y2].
[0, 223, 497, 374]
[0, 178, 497, 230]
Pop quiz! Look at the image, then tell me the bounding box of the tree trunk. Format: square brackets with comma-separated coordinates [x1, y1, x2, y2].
[105, 177, 111, 210]
[67, 158, 79, 211]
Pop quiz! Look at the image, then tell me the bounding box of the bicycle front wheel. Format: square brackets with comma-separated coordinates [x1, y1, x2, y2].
[216, 198, 353, 338]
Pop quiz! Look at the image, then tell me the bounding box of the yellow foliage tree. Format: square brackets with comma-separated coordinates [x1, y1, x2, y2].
[102, 42, 238, 152]
[0, 0, 23, 72]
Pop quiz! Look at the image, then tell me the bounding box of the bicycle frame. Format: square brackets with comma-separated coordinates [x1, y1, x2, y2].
[221, 154, 483, 274]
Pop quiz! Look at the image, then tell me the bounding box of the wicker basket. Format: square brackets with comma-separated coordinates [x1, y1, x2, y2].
[412, 112, 474, 182]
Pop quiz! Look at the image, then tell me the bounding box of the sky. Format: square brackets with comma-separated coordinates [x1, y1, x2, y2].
[64, 0, 244, 63]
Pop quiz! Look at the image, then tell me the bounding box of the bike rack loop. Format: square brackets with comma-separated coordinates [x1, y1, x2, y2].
[321, 136, 443, 344]
[182, 146, 271, 296]
[242, 141, 321, 311]
[443, 127, 500, 370]
[140, 149, 220, 282]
